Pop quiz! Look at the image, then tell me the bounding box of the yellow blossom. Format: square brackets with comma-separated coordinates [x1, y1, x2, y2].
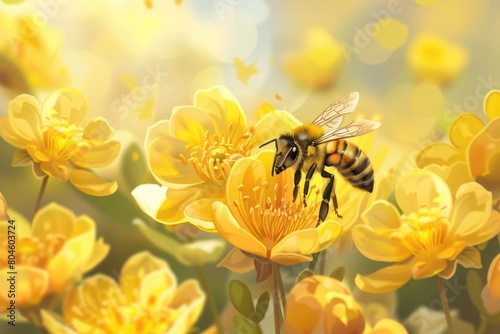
[482, 253, 500, 314]
[0, 12, 70, 92]
[132, 85, 301, 231]
[41, 251, 205, 334]
[282, 27, 342, 90]
[0, 199, 109, 312]
[213, 150, 342, 280]
[353, 169, 500, 293]
[284, 275, 407, 334]
[407, 34, 468, 85]
[417, 90, 500, 204]
[0, 88, 120, 196]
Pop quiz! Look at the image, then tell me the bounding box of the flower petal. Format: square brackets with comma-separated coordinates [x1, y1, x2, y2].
[247, 110, 302, 151]
[487, 254, 500, 299]
[82, 117, 115, 142]
[63, 275, 122, 321]
[184, 198, 219, 232]
[147, 131, 203, 188]
[395, 169, 452, 216]
[355, 263, 413, 293]
[362, 200, 402, 230]
[194, 85, 248, 140]
[41, 88, 88, 126]
[155, 184, 223, 226]
[424, 161, 473, 196]
[448, 112, 484, 148]
[69, 169, 117, 196]
[449, 182, 492, 238]
[132, 184, 167, 220]
[353, 225, 412, 262]
[415, 143, 463, 168]
[0, 266, 48, 307]
[212, 202, 267, 258]
[271, 253, 313, 266]
[456, 247, 482, 269]
[46, 215, 97, 292]
[12, 149, 33, 166]
[140, 267, 176, 308]
[41, 310, 79, 334]
[170, 106, 217, 145]
[271, 228, 320, 257]
[82, 237, 110, 272]
[6, 94, 42, 144]
[168, 280, 206, 334]
[32, 202, 76, 239]
[217, 247, 255, 273]
[484, 90, 500, 121]
[412, 257, 447, 279]
[71, 141, 120, 168]
[468, 118, 500, 181]
[370, 319, 408, 334]
[120, 251, 169, 303]
[0, 118, 32, 148]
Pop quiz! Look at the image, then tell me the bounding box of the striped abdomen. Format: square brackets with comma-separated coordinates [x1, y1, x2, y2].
[324, 139, 374, 193]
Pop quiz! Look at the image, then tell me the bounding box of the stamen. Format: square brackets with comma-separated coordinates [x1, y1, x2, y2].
[178, 154, 188, 166]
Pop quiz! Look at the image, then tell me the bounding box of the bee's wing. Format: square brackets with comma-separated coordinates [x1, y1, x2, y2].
[311, 92, 360, 129]
[312, 119, 381, 145]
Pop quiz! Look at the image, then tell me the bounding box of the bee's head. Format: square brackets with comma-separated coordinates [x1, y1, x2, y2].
[258, 136, 299, 176]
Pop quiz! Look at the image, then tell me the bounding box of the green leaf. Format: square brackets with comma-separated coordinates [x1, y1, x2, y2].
[121, 142, 148, 191]
[233, 315, 261, 334]
[296, 269, 315, 284]
[467, 270, 486, 314]
[177, 239, 226, 266]
[252, 292, 270, 323]
[133, 219, 182, 257]
[229, 280, 255, 319]
[329, 267, 346, 281]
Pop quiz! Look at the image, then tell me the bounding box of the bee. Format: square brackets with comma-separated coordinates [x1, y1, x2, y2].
[259, 92, 380, 222]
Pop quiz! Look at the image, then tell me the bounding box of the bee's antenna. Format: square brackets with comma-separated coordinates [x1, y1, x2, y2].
[259, 138, 277, 150]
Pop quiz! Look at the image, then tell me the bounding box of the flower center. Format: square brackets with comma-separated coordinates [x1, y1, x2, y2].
[41, 115, 90, 163]
[398, 208, 449, 256]
[0, 234, 67, 269]
[231, 181, 321, 252]
[423, 44, 444, 61]
[182, 129, 250, 185]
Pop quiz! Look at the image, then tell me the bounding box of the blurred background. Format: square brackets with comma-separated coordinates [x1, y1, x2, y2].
[1, 0, 499, 333]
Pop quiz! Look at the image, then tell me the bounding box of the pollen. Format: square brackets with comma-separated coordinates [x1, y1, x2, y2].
[231, 178, 321, 249]
[186, 128, 251, 185]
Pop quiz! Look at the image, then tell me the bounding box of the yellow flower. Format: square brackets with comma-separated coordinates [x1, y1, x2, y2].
[482, 253, 500, 314]
[0, 88, 120, 196]
[41, 251, 205, 334]
[417, 90, 500, 204]
[0, 12, 70, 91]
[353, 169, 500, 293]
[282, 27, 342, 90]
[0, 201, 109, 311]
[284, 275, 407, 334]
[132, 85, 301, 231]
[213, 150, 342, 280]
[407, 34, 468, 84]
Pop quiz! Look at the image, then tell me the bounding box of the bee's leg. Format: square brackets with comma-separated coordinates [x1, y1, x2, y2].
[303, 162, 317, 207]
[293, 168, 301, 203]
[319, 169, 342, 221]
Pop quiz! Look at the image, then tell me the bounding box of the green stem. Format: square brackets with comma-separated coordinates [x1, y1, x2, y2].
[477, 318, 488, 334]
[273, 263, 287, 313]
[32, 176, 48, 222]
[270, 266, 282, 334]
[319, 250, 326, 275]
[436, 276, 455, 334]
[308, 252, 319, 272]
[195, 265, 224, 334]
